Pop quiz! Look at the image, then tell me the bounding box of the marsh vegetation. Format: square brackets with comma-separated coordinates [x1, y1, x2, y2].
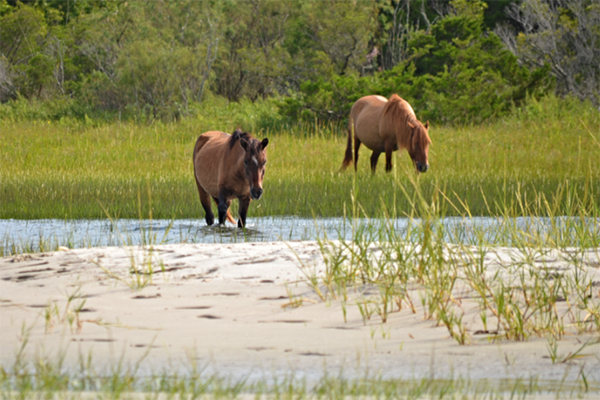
[1, 95, 598, 221]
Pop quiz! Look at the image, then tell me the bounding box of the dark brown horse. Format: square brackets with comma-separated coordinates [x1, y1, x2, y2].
[341, 94, 431, 173]
[193, 129, 268, 227]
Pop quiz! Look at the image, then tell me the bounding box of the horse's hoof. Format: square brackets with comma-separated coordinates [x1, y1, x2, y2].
[205, 215, 214, 226]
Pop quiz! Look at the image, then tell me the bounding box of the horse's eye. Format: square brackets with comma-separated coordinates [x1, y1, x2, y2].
[244, 160, 248, 166]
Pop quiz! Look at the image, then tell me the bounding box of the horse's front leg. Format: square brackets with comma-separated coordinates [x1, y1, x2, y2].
[237, 196, 251, 228]
[217, 189, 232, 225]
[384, 142, 395, 172]
[370, 151, 381, 173]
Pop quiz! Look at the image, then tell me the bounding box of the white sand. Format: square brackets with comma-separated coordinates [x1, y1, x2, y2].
[1, 241, 599, 384]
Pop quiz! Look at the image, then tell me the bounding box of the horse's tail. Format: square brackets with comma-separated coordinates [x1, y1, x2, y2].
[228, 213, 235, 224]
[193, 134, 236, 225]
[340, 119, 354, 171]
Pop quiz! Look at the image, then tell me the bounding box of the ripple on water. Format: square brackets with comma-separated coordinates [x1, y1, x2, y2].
[1, 216, 598, 254]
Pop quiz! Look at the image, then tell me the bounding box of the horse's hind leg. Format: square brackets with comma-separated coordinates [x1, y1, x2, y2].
[353, 136, 362, 172]
[197, 187, 214, 226]
[370, 151, 381, 173]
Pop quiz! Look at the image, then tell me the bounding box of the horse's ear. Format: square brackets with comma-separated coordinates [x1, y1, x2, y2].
[407, 121, 415, 129]
[240, 138, 249, 151]
[260, 138, 269, 150]
[424, 121, 429, 130]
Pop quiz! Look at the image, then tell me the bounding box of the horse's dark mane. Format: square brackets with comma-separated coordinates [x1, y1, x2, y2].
[229, 128, 253, 150]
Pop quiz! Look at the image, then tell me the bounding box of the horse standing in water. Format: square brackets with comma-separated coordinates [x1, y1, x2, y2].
[193, 129, 268, 227]
[341, 94, 431, 173]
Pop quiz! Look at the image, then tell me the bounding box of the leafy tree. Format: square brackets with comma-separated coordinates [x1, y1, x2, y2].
[0, 0, 113, 103]
[284, 0, 375, 83]
[73, 0, 222, 119]
[280, 1, 552, 124]
[0, 2, 50, 99]
[496, 0, 600, 105]
[371, 0, 427, 71]
[213, 0, 291, 101]
[482, 0, 518, 29]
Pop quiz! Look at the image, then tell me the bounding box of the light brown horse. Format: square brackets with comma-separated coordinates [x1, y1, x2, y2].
[193, 129, 268, 227]
[341, 94, 431, 173]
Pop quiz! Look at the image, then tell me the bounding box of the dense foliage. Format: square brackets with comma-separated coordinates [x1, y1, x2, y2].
[0, 0, 595, 125]
[496, 0, 600, 105]
[281, 13, 552, 124]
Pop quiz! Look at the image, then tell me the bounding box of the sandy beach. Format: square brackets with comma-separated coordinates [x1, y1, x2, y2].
[1, 241, 599, 386]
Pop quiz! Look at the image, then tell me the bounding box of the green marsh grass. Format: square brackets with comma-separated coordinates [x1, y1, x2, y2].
[0, 95, 598, 220]
[305, 171, 600, 346]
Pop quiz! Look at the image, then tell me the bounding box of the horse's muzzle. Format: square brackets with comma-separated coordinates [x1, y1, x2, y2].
[416, 162, 429, 173]
[251, 188, 263, 200]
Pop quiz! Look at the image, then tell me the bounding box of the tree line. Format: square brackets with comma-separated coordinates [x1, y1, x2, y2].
[0, 0, 597, 124]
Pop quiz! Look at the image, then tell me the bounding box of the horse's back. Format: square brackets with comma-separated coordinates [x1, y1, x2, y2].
[195, 130, 230, 152]
[351, 95, 389, 151]
[194, 131, 231, 197]
[350, 95, 387, 119]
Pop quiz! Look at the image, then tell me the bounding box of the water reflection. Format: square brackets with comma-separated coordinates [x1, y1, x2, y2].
[0, 218, 339, 253]
[1, 216, 598, 255]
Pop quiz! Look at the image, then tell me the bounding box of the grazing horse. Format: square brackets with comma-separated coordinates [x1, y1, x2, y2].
[341, 94, 431, 173]
[193, 129, 268, 228]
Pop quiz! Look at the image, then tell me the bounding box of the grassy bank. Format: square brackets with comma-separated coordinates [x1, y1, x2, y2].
[0, 95, 598, 220]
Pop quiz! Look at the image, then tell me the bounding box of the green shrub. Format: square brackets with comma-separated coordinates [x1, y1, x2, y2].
[280, 13, 553, 125]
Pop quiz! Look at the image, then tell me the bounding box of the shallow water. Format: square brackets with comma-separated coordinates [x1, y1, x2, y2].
[1, 216, 598, 255]
[0, 217, 349, 251]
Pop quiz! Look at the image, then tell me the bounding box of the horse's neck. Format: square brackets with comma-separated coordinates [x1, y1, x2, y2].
[398, 116, 422, 153]
[404, 109, 417, 125]
[225, 144, 244, 169]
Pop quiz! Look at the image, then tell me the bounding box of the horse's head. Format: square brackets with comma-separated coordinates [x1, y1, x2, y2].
[240, 137, 269, 199]
[408, 120, 431, 173]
